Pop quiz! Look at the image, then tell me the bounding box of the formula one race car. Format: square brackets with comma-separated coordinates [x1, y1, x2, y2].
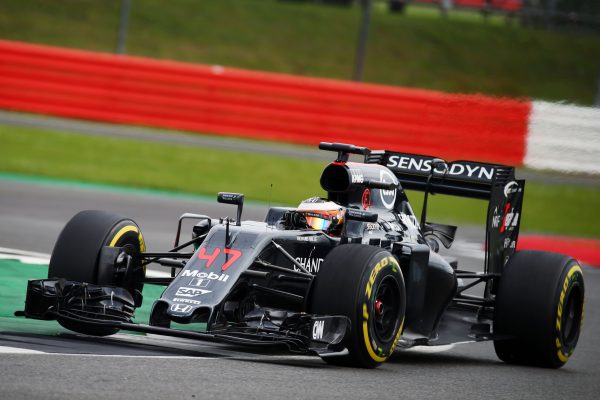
[20, 142, 584, 368]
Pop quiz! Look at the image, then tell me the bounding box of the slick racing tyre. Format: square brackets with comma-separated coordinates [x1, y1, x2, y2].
[493, 250, 585, 368]
[309, 244, 406, 368]
[48, 210, 146, 336]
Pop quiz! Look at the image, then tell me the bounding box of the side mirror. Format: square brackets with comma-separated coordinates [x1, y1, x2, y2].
[422, 222, 457, 250]
[218, 192, 244, 205]
[217, 192, 244, 226]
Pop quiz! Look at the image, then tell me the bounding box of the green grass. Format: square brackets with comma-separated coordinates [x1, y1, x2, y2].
[0, 124, 324, 205]
[0, 0, 599, 104]
[1, 124, 598, 238]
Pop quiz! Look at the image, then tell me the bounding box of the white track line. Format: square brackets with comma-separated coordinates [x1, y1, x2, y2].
[0, 246, 51, 258]
[400, 341, 474, 354]
[0, 346, 46, 354]
[0, 247, 50, 264]
[0, 246, 168, 278]
[42, 353, 219, 360]
[0, 347, 217, 359]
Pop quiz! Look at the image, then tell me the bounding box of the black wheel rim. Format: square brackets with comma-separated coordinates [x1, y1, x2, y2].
[373, 275, 401, 343]
[561, 284, 583, 347]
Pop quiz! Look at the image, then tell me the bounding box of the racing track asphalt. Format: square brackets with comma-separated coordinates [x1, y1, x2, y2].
[0, 178, 599, 400]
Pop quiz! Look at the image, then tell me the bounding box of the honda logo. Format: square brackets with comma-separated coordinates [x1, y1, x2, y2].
[170, 303, 193, 313]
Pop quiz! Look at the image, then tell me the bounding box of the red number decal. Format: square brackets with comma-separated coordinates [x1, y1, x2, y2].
[222, 248, 242, 271]
[198, 247, 221, 267]
[197, 247, 242, 271]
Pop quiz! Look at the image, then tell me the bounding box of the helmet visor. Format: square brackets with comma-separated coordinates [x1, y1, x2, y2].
[304, 215, 332, 231]
[302, 210, 341, 232]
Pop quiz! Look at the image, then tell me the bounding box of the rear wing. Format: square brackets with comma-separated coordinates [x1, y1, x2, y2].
[366, 150, 514, 200]
[366, 150, 525, 279]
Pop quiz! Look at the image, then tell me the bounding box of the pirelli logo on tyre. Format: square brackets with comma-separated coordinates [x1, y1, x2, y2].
[365, 256, 390, 299]
[361, 255, 404, 363]
[555, 264, 584, 363]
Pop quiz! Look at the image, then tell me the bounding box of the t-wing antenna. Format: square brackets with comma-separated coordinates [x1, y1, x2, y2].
[319, 142, 370, 163]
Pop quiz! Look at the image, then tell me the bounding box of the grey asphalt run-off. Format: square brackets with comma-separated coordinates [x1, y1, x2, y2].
[1, 110, 600, 187]
[0, 179, 599, 399]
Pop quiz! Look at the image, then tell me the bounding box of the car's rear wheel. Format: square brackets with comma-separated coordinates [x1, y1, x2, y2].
[48, 210, 146, 336]
[493, 250, 585, 368]
[309, 244, 406, 368]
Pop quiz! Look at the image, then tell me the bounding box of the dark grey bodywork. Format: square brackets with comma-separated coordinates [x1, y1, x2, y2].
[22, 143, 525, 353]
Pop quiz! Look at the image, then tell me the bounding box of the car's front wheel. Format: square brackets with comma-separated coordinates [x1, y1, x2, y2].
[309, 244, 406, 368]
[48, 210, 146, 336]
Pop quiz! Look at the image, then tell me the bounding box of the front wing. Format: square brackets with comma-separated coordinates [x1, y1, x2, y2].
[19, 279, 349, 355]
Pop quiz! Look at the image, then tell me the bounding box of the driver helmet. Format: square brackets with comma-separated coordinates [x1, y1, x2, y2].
[297, 197, 345, 236]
